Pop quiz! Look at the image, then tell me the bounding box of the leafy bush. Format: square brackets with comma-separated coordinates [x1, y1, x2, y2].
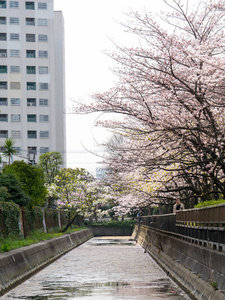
[194, 199, 225, 208]
[84, 219, 136, 228]
[0, 201, 20, 238]
[0, 173, 30, 206]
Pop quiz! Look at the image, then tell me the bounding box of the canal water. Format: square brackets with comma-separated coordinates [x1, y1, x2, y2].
[2, 237, 190, 299]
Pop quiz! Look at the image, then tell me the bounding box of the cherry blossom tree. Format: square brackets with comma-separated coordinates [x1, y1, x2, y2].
[74, 0, 225, 211]
[53, 168, 112, 229]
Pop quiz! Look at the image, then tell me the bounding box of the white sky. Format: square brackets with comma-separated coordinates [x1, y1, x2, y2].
[53, 0, 164, 174]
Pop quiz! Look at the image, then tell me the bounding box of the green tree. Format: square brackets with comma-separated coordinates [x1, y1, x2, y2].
[38, 152, 63, 184]
[3, 161, 47, 207]
[0, 186, 10, 202]
[2, 138, 17, 165]
[0, 173, 30, 206]
[54, 168, 94, 231]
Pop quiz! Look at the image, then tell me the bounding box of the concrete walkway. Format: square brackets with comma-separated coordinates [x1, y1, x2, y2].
[2, 237, 190, 299]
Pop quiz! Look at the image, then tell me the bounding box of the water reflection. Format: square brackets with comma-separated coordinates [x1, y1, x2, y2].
[10, 280, 188, 299]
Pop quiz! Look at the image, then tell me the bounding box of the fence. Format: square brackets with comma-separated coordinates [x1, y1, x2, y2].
[141, 204, 225, 251]
[0, 202, 79, 239]
[21, 207, 69, 238]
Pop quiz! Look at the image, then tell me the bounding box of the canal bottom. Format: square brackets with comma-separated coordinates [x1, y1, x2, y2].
[3, 237, 190, 300]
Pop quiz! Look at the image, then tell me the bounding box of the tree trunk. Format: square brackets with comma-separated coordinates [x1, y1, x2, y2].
[61, 213, 78, 232]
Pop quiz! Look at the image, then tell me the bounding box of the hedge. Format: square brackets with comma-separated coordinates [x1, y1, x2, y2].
[0, 201, 20, 238]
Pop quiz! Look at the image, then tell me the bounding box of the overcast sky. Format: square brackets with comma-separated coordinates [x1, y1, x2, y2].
[53, 0, 164, 174]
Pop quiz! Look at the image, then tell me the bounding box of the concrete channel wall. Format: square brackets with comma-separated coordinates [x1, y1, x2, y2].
[0, 228, 93, 296]
[133, 225, 225, 300]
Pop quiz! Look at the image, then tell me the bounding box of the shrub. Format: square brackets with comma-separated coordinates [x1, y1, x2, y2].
[194, 199, 225, 208]
[0, 201, 20, 238]
[84, 219, 136, 228]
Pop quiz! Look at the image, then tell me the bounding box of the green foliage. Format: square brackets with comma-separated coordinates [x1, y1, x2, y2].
[0, 227, 86, 253]
[0, 173, 30, 206]
[3, 161, 47, 206]
[194, 199, 225, 208]
[0, 186, 10, 202]
[210, 281, 218, 290]
[1, 138, 17, 165]
[24, 206, 43, 233]
[55, 167, 93, 210]
[84, 219, 136, 228]
[38, 151, 63, 184]
[0, 201, 20, 238]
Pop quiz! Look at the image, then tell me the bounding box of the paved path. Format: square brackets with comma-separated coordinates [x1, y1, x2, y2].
[2, 237, 190, 299]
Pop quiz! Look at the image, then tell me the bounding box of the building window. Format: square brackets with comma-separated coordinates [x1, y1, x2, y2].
[11, 130, 21, 139]
[38, 50, 48, 58]
[38, 34, 47, 42]
[0, 65, 7, 73]
[0, 17, 6, 24]
[39, 66, 48, 74]
[0, 49, 7, 57]
[25, 2, 34, 10]
[40, 147, 49, 154]
[10, 49, 20, 57]
[0, 1, 6, 9]
[39, 115, 49, 122]
[27, 66, 36, 74]
[40, 131, 49, 138]
[0, 131, 8, 138]
[0, 114, 8, 122]
[10, 65, 20, 73]
[0, 81, 7, 89]
[26, 34, 35, 42]
[27, 114, 36, 122]
[11, 114, 20, 122]
[10, 82, 20, 90]
[28, 146, 37, 155]
[26, 50, 35, 58]
[39, 98, 48, 106]
[9, 17, 19, 25]
[26, 18, 35, 26]
[10, 1, 19, 8]
[0, 33, 7, 41]
[38, 18, 47, 26]
[27, 98, 36, 106]
[39, 82, 48, 90]
[10, 33, 19, 40]
[0, 98, 7, 106]
[28, 131, 37, 139]
[38, 2, 47, 9]
[11, 98, 20, 105]
[27, 82, 36, 90]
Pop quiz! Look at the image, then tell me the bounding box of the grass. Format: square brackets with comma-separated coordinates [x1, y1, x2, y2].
[0, 226, 86, 253]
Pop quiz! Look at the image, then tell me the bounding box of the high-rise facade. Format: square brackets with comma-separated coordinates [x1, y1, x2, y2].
[0, 0, 66, 166]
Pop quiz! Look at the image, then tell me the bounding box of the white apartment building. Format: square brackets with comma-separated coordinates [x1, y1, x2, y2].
[0, 0, 66, 166]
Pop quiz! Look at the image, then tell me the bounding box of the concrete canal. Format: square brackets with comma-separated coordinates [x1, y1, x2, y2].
[2, 237, 190, 299]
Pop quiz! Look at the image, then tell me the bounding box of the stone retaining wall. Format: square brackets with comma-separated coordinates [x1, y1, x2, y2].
[133, 225, 225, 300]
[0, 228, 93, 296]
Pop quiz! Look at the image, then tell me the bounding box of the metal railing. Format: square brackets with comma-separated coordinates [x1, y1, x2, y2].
[141, 204, 225, 251]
